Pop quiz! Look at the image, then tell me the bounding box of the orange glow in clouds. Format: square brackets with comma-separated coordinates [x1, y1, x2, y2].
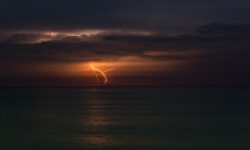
[89, 64, 114, 85]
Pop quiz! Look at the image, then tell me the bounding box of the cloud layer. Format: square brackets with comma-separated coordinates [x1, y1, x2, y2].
[1, 0, 250, 32]
[0, 23, 249, 85]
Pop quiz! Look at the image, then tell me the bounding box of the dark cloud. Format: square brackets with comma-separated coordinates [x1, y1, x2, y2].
[1, 0, 250, 86]
[0, 23, 249, 85]
[2, 33, 52, 44]
[0, 23, 249, 61]
[0, 0, 250, 85]
[197, 23, 250, 37]
[0, 0, 249, 33]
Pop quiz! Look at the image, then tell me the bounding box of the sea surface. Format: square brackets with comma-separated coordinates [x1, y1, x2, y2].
[0, 87, 250, 150]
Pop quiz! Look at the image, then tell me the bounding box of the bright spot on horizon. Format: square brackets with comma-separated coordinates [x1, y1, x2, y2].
[89, 63, 113, 85]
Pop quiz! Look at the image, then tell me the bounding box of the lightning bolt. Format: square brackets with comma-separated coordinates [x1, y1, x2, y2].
[90, 64, 112, 85]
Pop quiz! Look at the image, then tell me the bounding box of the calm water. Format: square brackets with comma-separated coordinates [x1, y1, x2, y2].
[0, 87, 250, 149]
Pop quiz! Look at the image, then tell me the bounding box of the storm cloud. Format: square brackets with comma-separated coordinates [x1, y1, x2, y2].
[1, 0, 250, 32]
[0, 0, 249, 86]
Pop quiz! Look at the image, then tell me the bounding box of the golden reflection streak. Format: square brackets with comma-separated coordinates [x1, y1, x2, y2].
[80, 91, 115, 146]
[82, 136, 113, 145]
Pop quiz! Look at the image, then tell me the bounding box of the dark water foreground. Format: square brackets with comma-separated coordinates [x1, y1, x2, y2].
[0, 87, 250, 150]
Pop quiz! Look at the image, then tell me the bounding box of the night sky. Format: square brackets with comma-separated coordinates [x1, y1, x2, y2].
[0, 0, 250, 86]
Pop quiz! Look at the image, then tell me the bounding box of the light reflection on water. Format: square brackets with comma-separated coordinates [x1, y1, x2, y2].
[81, 135, 113, 145]
[80, 91, 115, 146]
[85, 116, 112, 127]
[1, 87, 250, 149]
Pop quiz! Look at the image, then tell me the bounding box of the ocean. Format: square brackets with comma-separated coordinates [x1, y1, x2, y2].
[1, 87, 250, 149]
